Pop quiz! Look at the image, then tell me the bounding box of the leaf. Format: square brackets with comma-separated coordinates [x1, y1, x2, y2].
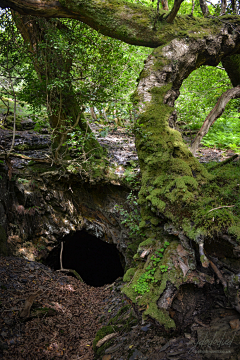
[178, 260, 190, 277]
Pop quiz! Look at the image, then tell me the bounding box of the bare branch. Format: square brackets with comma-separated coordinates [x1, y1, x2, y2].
[191, 0, 195, 15]
[221, 0, 227, 14]
[161, 0, 169, 11]
[190, 86, 240, 155]
[199, 0, 209, 16]
[166, 0, 184, 23]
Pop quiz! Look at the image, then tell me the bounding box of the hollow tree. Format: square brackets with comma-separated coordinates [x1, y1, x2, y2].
[1, 0, 240, 332]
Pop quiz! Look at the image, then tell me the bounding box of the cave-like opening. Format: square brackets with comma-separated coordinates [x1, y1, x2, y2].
[46, 230, 124, 287]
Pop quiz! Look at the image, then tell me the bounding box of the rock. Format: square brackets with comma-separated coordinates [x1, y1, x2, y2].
[141, 323, 151, 332]
[129, 349, 147, 360]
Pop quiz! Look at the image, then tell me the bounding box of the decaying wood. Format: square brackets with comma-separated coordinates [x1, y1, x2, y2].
[0, 152, 51, 163]
[19, 289, 42, 318]
[96, 332, 118, 348]
[191, 86, 240, 155]
[198, 241, 209, 268]
[208, 154, 238, 170]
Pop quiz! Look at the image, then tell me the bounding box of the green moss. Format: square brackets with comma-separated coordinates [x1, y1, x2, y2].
[108, 305, 132, 325]
[138, 238, 156, 248]
[228, 225, 240, 241]
[143, 303, 175, 329]
[123, 268, 136, 282]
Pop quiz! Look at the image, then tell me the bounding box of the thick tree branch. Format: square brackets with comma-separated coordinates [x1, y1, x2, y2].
[190, 86, 240, 155]
[0, 0, 165, 47]
[0, 0, 226, 47]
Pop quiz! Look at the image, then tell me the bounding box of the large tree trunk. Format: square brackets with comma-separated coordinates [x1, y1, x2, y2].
[123, 33, 240, 331]
[13, 13, 102, 161]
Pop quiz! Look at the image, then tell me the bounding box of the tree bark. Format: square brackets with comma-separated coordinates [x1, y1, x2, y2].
[122, 30, 240, 329]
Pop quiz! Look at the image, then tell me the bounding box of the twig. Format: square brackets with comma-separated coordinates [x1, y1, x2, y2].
[209, 259, 227, 288]
[56, 269, 83, 282]
[60, 241, 63, 270]
[194, 316, 209, 328]
[208, 205, 235, 213]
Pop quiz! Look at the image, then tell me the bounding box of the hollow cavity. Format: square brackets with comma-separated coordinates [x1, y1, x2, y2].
[46, 230, 124, 287]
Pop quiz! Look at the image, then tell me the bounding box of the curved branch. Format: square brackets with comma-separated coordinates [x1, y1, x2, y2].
[190, 86, 240, 155]
[0, 0, 225, 47]
[0, 0, 165, 47]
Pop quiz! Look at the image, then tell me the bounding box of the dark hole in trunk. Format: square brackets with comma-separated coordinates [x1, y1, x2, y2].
[45, 230, 124, 287]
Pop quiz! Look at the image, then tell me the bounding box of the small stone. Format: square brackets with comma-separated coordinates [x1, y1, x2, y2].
[230, 318, 240, 330]
[141, 323, 151, 332]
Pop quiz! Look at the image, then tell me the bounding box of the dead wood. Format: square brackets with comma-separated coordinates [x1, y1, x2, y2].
[209, 259, 227, 288]
[57, 241, 83, 281]
[96, 332, 118, 348]
[19, 289, 42, 318]
[56, 268, 83, 282]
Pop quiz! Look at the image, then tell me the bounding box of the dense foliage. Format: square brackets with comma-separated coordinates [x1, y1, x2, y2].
[176, 66, 240, 151]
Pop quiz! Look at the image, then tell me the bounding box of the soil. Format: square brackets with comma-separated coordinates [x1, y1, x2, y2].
[1, 256, 240, 360]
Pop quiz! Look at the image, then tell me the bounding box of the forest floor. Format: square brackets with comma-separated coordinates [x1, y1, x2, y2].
[1, 125, 240, 359]
[1, 256, 240, 360]
[1, 124, 238, 171]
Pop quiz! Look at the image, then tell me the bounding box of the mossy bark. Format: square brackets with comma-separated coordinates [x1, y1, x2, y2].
[123, 32, 240, 330]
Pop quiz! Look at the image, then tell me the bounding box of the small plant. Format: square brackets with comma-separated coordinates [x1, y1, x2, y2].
[17, 178, 29, 184]
[133, 241, 170, 294]
[115, 191, 143, 238]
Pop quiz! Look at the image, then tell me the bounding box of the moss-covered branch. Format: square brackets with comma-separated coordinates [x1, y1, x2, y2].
[0, 0, 231, 47]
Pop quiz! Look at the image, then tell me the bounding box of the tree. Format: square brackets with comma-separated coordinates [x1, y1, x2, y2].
[1, 0, 240, 332]
[12, 13, 104, 162]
